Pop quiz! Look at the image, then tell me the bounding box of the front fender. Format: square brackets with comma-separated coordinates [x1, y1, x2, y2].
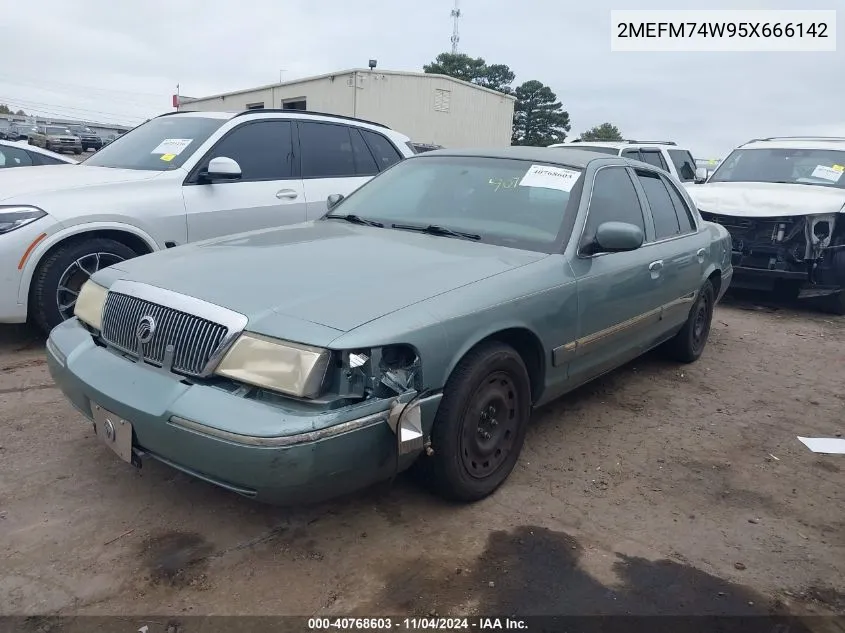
[17, 221, 160, 305]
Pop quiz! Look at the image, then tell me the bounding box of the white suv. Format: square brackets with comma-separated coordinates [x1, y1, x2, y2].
[687, 136, 845, 313]
[0, 110, 414, 332]
[548, 140, 705, 186]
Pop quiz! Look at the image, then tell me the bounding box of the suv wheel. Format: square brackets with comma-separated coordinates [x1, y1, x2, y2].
[31, 238, 136, 333]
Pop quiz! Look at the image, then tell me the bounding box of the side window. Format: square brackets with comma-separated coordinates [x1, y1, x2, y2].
[668, 149, 696, 182]
[621, 148, 641, 161]
[349, 128, 379, 176]
[360, 130, 402, 170]
[299, 122, 356, 178]
[35, 153, 66, 166]
[639, 149, 669, 171]
[204, 120, 293, 181]
[636, 170, 681, 239]
[661, 173, 696, 233]
[0, 146, 34, 168]
[582, 167, 645, 250]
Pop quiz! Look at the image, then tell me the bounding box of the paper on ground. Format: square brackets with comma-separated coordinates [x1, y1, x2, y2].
[519, 164, 580, 192]
[150, 138, 193, 156]
[797, 436, 845, 454]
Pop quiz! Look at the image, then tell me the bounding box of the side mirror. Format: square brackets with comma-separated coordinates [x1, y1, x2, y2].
[694, 167, 709, 183]
[595, 221, 644, 253]
[326, 193, 345, 211]
[201, 156, 242, 182]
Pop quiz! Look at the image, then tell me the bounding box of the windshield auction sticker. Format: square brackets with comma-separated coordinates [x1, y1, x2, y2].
[150, 138, 193, 155]
[519, 164, 580, 192]
[811, 165, 843, 182]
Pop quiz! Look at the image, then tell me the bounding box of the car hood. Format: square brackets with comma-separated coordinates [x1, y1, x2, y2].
[687, 181, 845, 218]
[100, 221, 547, 336]
[0, 165, 162, 202]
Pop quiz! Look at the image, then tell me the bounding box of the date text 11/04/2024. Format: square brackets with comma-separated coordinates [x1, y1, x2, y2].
[307, 617, 528, 630]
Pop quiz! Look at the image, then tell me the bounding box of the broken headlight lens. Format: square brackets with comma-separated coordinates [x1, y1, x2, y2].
[215, 333, 331, 398]
[74, 280, 108, 330]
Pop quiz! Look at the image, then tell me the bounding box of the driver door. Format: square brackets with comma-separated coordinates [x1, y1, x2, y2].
[182, 120, 306, 242]
[567, 166, 666, 384]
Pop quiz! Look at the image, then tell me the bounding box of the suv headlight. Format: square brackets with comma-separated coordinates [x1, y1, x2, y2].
[74, 280, 108, 330]
[215, 333, 331, 398]
[0, 206, 46, 235]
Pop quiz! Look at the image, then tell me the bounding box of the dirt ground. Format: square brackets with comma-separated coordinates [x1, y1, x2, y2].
[1, 292, 843, 622]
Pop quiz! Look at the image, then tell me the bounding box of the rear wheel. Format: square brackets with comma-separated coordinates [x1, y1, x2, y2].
[424, 341, 532, 502]
[31, 238, 136, 333]
[664, 280, 715, 363]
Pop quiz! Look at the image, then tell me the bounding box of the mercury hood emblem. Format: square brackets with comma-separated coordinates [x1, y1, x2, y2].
[136, 315, 156, 345]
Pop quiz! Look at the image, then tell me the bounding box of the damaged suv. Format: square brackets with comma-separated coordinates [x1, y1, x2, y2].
[689, 137, 845, 312]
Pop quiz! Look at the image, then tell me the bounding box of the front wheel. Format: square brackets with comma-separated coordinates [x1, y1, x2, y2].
[424, 341, 532, 502]
[30, 238, 136, 334]
[664, 280, 715, 363]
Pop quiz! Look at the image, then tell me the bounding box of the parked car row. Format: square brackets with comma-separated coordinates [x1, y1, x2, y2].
[2, 106, 840, 508]
[1, 122, 109, 152]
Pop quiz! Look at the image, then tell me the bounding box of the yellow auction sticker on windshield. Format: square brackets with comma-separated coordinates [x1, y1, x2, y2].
[160, 154, 176, 162]
[832, 164, 844, 172]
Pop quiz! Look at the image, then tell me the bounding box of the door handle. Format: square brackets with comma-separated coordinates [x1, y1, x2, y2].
[276, 189, 298, 200]
[648, 260, 664, 272]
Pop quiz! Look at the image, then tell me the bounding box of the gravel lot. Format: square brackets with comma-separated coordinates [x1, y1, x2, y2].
[1, 293, 843, 620]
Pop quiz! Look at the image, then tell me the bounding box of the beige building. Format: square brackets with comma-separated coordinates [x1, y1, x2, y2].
[178, 69, 516, 148]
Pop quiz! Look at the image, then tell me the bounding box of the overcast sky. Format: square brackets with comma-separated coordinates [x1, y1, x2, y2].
[0, 0, 840, 157]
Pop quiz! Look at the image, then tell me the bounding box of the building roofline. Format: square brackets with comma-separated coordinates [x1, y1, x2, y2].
[180, 68, 518, 103]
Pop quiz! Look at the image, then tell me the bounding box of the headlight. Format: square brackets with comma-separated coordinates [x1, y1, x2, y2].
[74, 280, 108, 330]
[0, 206, 46, 235]
[215, 333, 331, 398]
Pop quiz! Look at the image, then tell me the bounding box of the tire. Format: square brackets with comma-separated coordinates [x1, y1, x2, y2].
[424, 341, 532, 502]
[664, 280, 715, 363]
[30, 238, 136, 334]
[73, 148, 82, 155]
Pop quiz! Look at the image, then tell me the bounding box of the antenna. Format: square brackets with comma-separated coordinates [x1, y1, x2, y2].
[450, 0, 461, 54]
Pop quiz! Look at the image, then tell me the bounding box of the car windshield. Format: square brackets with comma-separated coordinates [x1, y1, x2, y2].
[81, 116, 226, 171]
[47, 126, 71, 135]
[324, 155, 582, 252]
[709, 148, 845, 189]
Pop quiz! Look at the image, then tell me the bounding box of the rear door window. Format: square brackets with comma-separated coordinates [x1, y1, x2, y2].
[661, 173, 696, 233]
[639, 149, 669, 171]
[635, 169, 682, 239]
[299, 121, 357, 178]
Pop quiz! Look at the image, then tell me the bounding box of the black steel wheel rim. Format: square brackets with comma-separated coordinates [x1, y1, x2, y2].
[692, 291, 712, 352]
[56, 252, 124, 320]
[459, 370, 521, 479]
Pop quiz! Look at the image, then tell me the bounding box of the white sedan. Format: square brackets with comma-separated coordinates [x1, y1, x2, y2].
[0, 139, 78, 168]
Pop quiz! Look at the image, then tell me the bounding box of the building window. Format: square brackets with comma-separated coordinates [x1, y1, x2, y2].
[434, 89, 451, 113]
[245, 102, 264, 110]
[283, 98, 307, 110]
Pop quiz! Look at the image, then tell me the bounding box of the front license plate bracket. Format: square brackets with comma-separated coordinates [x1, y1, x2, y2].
[92, 403, 138, 467]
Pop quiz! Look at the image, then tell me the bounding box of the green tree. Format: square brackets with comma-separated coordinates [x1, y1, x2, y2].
[423, 53, 514, 94]
[15, 109, 25, 116]
[0, 104, 11, 115]
[579, 122, 623, 141]
[511, 80, 571, 146]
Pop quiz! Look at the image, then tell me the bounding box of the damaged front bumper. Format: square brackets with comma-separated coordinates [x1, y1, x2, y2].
[699, 211, 845, 297]
[46, 318, 442, 505]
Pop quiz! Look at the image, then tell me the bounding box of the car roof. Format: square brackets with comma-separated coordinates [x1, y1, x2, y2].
[416, 146, 623, 169]
[738, 137, 845, 151]
[0, 139, 77, 163]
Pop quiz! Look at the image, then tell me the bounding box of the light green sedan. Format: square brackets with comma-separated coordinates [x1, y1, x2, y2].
[46, 147, 733, 505]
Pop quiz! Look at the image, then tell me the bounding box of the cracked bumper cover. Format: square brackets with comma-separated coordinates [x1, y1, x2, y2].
[46, 318, 441, 504]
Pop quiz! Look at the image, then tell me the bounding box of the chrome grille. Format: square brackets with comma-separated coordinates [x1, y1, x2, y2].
[101, 292, 229, 377]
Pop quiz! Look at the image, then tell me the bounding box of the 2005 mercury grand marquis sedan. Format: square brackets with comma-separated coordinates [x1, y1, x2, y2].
[47, 147, 733, 505]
